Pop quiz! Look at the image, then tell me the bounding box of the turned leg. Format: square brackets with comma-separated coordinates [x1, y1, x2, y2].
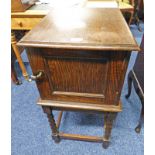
[11, 62, 22, 85]
[103, 112, 117, 149]
[11, 31, 29, 80]
[135, 90, 144, 133]
[42, 106, 60, 143]
[125, 70, 133, 99]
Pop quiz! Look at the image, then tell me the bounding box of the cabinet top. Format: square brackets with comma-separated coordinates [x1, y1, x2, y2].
[18, 8, 140, 51]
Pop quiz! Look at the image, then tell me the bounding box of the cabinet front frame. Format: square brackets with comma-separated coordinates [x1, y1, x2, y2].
[27, 47, 131, 106]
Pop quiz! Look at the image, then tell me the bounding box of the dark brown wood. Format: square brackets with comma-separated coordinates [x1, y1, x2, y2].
[126, 35, 144, 133]
[135, 95, 144, 133]
[42, 106, 60, 143]
[18, 8, 139, 148]
[11, 0, 35, 12]
[26, 48, 131, 107]
[126, 70, 144, 133]
[103, 112, 117, 148]
[133, 35, 144, 91]
[11, 60, 22, 85]
[125, 70, 133, 99]
[18, 8, 139, 51]
[41, 109, 116, 145]
[11, 65, 19, 84]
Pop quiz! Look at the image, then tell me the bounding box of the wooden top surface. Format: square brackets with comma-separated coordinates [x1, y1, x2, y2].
[18, 8, 139, 51]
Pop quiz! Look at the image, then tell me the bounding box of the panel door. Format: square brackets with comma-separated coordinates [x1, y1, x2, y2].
[27, 48, 130, 105]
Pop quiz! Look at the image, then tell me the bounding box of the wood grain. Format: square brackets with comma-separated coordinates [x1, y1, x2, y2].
[18, 8, 139, 148]
[27, 48, 130, 105]
[38, 99, 122, 112]
[18, 8, 139, 51]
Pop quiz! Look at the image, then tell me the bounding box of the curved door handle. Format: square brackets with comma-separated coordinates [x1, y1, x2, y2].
[30, 71, 44, 81]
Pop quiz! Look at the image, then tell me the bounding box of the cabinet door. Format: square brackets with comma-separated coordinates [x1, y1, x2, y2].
[27, 48, 130, 105]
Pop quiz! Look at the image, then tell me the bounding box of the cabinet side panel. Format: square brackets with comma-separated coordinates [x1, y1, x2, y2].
[26, 47, 52, 99]
[104, 51, 131, 105]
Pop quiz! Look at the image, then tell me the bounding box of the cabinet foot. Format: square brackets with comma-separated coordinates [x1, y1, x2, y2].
[52, 135, 61, 143]
[102, 140, 110, 149]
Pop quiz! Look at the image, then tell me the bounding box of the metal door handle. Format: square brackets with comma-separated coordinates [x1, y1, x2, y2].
[30, 71, 44, 81]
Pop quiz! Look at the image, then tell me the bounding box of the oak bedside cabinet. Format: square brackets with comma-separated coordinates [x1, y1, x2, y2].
[18, 8, 139, 149]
